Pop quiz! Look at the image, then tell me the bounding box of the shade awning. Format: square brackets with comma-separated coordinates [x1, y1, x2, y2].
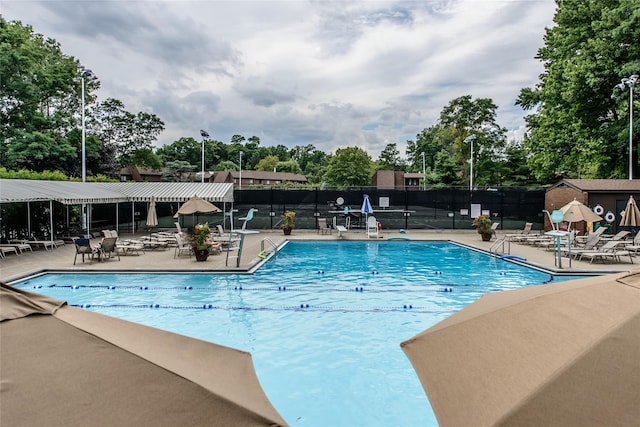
[0, 180, 234, 205]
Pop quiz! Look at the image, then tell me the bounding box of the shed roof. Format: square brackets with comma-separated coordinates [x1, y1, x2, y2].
[547, 179, 640, 193]
[0, 180, 234, 204]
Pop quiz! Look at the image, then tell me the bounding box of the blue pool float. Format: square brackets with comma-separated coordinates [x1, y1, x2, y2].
[499, 255, 527, 261]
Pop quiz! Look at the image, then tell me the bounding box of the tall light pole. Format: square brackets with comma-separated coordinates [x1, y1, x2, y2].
[615, 74, 638, 180]
[78, 66, 97, 182]
[199, 130, 209, 183]
[79, 66, 97, 238]
[465, 135, 475, 191]
[420, 152, 426, 190]
[239, 151, 243, 190]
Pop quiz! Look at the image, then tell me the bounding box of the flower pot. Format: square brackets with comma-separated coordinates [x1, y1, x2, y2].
[282, 226, 292, 236]
[194, 248, 209, 261]
[480, 232, 492, 242]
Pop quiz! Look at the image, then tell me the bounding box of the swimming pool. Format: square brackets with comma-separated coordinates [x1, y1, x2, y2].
[15, 241, 587, 426]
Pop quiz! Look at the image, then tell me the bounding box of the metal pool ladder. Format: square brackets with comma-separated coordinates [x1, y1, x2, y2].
[489, 237, 510, 255]
[259, 238, 279, 259]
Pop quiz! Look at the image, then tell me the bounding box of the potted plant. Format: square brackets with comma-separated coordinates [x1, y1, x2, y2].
[281, 210, 296, 235]
[189, 223, 211, 261]
[473, 215, 493, 241]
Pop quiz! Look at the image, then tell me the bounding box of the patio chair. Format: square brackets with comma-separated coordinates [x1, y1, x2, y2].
[74, 238, 94, 265]
[99, 237, 120, 261]
[317, 218, 331, 235]
[174, 233, 192, 258]
[367, 216, 379, 239]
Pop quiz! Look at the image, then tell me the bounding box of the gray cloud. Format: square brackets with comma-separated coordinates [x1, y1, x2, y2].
[2, 0, 556, 158]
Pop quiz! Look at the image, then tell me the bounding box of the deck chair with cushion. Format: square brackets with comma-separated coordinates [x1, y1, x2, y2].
[317, 218, 331, 235]
[74, 238, 94, 265]
[367, 216, 379, 239]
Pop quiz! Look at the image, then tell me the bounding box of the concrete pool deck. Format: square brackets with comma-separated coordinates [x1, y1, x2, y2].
[1, 229, 637, 284]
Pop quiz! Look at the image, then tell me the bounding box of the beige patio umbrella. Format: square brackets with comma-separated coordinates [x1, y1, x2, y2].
[620, 195, 640, 227]
[401, 271, 640, 427]
[173, 195, 221, 218]
[560, 198, 603, 223]
[1, 284, 288, 427]
[146, 196, 158, 229]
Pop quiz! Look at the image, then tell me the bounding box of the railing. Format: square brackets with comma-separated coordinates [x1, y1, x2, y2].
[260, 237, 279, 258]
[489, 237, 510, 255]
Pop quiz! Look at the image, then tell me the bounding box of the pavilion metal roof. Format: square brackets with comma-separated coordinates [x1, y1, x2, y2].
[0, 180, 234, 205]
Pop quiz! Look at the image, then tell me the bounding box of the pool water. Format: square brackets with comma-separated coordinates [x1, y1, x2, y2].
[15, 241, 586, 427]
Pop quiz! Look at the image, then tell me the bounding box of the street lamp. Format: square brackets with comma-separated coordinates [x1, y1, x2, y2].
[239, 151, 243, 190]
[78, 66, 97, 238]
[615, 74, 638, 180]
[78, 66, 97, 182]
[465, 135, 475, 191]
[420, 152, 426, 190]
[199, 130, 209, 183]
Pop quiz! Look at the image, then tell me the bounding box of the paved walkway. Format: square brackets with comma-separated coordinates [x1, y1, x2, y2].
[1, 229, 636, 284]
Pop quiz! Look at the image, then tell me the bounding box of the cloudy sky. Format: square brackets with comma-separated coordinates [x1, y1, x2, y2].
[2, 0, 556, 158]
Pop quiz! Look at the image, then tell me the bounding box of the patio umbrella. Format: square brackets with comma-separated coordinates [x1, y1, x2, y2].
[0, 284, 288, 427]
[146, 196, 158, 229]
[361, 194, 373, 225]
[173, 195, 221, 218]
[400, 272, 640, 427]
[620, 195, 640, 227]
[560, 198, 602, 226]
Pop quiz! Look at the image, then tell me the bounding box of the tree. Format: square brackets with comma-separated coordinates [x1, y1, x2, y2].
[276, 160, 303, 174]
[324, 146, 372, 187]
[0, 18, 80, 173]
[517, 0, 640, 182]
[162, 160, 196, 181]
[377, 143, 405, 171]
[89, 98, 164, 169]
[256, 155, 279, 172]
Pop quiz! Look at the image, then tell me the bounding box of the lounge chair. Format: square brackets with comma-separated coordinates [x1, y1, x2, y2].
[317, 218, 331, 235]
[506, 223, 534, 242]
[0, 246, 18, 259]
[624, 230, 640, 253]
[26, 237, 56, 250]
[0, 243, 32, 254]
[578, 241, 634, 264]
[599, 230, 631, 243]
[367, 216, 379, 239]
[74, 238, 94, 265]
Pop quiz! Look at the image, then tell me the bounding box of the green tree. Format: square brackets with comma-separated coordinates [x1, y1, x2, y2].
[377, 143, 405, 171]
[517, 0, 640, 182]
[89, 98, 164, 168]
[0, 18, 80, 172]
[324, 146, 372, 187]
[276, 160, 303, 174]
[216, 160, 238, 171]
[162, 160, 196, 181]
[256, 155, 279, 171]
